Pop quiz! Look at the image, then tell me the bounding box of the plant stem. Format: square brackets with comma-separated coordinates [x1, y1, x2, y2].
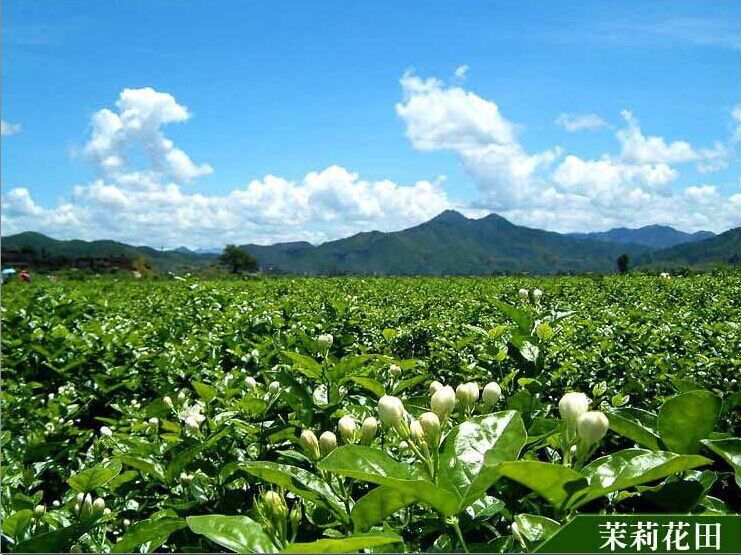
[449, 517, 470, 553]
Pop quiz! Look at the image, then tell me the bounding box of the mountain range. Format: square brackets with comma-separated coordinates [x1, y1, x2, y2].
[2, 211, 738, 274]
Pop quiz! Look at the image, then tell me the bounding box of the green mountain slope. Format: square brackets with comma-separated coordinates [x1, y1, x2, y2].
[242, 210, 652, 274]
[1, 232, 217, 272]
[569, 224, 715, 249]
[636, 227, 741, 269]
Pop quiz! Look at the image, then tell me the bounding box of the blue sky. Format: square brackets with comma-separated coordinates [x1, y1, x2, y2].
[2, 1, 740, 247]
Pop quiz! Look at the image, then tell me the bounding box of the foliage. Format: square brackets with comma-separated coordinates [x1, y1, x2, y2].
[219, 245, 258, 274]
[1, 274, 739, 552]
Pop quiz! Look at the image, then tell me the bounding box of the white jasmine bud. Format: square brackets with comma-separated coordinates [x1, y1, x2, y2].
[317, 333, 334, 350]
[338, 416, 356, 444]
[518, 288, 529, 299]
[92, 497, 105, 515]
[532, 288, 543, 302]
[559, 392, 590, 427]
[377, 395, 405, 427]
[577, 411, 609, 445]
[34, 505, 46, 518]
[100, 426, 113, 438]
[410, 420, 425, 444]
[319, 431, 337, 456]
[389, 364, 402, 376]
[268, 381, 281, 395]
[360, 416, 378, 445]
[482, 382, 502, 405]
[455, 382, 479, 408]
[431, 386, 456, 417]
[123, 518, 131, 528]
[177, 390, 187, 403]
[245, 376, 258, 390]
[148, 417, 159, 427]
[179, 471, 193, 484]
[429, 381, 444, 395]
[163, 396, 173, 408]
[419, 412, 441, 448]
[300, 430, 321, 461]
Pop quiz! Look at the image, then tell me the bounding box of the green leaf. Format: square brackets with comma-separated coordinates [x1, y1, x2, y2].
[607, 408, 660, 450]
[438, 411, 526, 511]
[350, 486, 418, 531]
[318, 445, 456, 515]
[495, 461, 588, 510]
[657, 390, 721, 454]
[280, 533, 402, 553]
[493, 300, 534, 335]
[67, 460, 122, 492]
[12, 524, 84, 553]
[574, 449, 712, 508]
[112, 518, 187, 553]
[235, 461, 348, 522]
[166, 428, 229, 482]
[186, 515, 276, 553]
[701, 438, 741, 474]
[2, 509, 33, 540]
[282, 351, 323, 380]
[512, 514, 561, 551]
[345, 376, 385, 398]
[192, 381, 217, 403]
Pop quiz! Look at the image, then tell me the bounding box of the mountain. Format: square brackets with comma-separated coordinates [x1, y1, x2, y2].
[569, 225, 715, 249]
[240, 210, 653, 275]
[1, 232, 217, 272]
[636, 227, 740, 269]
[4, 213, 737, 275]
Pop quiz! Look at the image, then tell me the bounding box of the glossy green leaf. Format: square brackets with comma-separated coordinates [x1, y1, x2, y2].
[2, 509, 33, 540]
[493, 300, 534, 335]
[12, 524, 84, 553]
[438, 411, 526, 511]
[186, 515, 276, 553]
[607, 408, 660, 450]
[495, 461, 588, 510]
[280, 533, 402, 553]
[701, 438, 741, 474]
[657, 390, 721, 454]
[67, 460, 122, 492]
[512, 514, 560, 551]
[165, 428, 229, 482]
[318, 445, 456, 515]
[345, 376, 385, 397]
[192, 381, 217, 403]
[350, 486, 418, 531]
[112, 517, 187, 553]
[574, 449, 712, 507]
[282, 351, 323, 380]
[236, 461, 348, 521]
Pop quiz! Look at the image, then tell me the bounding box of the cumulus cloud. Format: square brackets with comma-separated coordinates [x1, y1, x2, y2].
[1, 120, 22, 136]
[453, 64, 469, 80]
[396, 71, 561, 209]
[83, 87, 213, 182]
[2, 167, 452, 247]
[556, 113, 607, 132]
[397, 71, 739, 232]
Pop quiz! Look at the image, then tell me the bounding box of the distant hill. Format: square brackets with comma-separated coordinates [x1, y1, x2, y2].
[569, 224, 715, 249]
[1, 232, 217, 272]
[4, 214, 737, 275]
[636, 227, 740, 269]
[241, 210, 652, 275]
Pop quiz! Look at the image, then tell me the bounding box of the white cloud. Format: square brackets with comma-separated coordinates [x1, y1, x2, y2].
[617, 110, 727, 172]
[396, 72, 516, 150]
[397, 72, 740, 232]
[83, 87, 213, 182]
[453, 64, 469, 80]
[1, 120, 22, 136]
[556, 113, 607, 132]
